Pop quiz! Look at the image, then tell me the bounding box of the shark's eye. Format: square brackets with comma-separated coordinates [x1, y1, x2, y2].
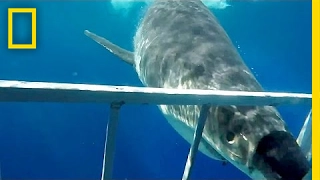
[226, 131, 235, 144]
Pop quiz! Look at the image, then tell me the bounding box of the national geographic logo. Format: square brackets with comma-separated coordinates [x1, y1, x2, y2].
[8, 8, 36, 49]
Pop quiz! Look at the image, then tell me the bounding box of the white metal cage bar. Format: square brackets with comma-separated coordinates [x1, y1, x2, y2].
[0, 80, 311, 105]
[101, 102, 123, 180]
[0, 80, 312, 180]
[182, 104, 210, 180]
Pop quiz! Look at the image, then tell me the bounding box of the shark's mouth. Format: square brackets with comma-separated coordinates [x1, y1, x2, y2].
[252, 131, 310, 180]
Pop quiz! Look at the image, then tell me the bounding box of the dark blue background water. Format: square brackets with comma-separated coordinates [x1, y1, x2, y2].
[0, 1, 311, 179]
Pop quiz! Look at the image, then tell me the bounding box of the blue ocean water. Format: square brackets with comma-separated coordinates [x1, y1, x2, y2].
[0, 1, 311, 179]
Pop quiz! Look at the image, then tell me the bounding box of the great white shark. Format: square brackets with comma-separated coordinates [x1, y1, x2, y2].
[84, 0, 311, 179]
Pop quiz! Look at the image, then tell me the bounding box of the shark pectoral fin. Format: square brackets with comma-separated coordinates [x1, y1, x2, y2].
[84, 30, 135, 66]
[297, 109, 312, 180]
[296, 109, 312, 162]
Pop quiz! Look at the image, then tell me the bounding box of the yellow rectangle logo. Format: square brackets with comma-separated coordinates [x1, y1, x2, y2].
[8, 8, 37, 49]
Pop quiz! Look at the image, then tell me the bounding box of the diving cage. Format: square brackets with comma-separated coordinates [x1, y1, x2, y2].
[0, 80, 312, 180]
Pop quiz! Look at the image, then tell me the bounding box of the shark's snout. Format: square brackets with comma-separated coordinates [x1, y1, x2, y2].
[252, 131, 310, 180]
